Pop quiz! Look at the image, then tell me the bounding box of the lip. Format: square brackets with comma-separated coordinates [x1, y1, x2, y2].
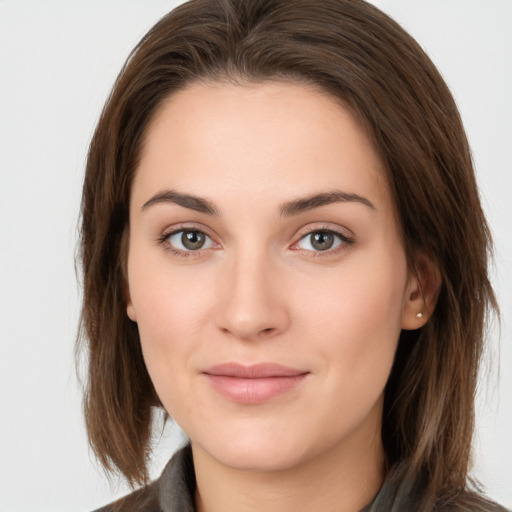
[202, 363, 309, 404]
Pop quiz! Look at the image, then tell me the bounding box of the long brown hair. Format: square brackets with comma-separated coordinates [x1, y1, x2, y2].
[78, 0, 498, 507]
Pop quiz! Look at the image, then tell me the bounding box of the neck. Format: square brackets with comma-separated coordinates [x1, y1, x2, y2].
[192, 413, 385, 512]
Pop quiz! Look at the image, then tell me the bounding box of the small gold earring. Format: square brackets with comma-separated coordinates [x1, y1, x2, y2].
[416, 312, 423, 319]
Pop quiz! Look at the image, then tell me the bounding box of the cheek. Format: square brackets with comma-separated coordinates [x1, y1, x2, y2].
[294, 248, 408, 386]
[126, 250, 216, 389]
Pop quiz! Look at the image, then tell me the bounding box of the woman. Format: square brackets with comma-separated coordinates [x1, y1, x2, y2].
[78, 0, 508, 510]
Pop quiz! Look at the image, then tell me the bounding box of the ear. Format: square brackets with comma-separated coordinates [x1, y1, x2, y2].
[401, 252, 441, 330]
[126, 299, 137, 322]
[120, 229, 137, 322]
[124, 282, 137, 322]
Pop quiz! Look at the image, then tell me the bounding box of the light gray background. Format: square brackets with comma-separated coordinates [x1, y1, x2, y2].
[0, 1, 510, 511]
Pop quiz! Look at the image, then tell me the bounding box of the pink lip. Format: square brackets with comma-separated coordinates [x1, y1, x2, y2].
[202, 363, 309, 404]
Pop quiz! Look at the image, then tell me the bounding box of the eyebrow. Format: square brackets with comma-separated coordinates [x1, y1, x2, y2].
[279, 190, 375, 216]
[141, 190, 220, 216]
[141, 189, 375, 217]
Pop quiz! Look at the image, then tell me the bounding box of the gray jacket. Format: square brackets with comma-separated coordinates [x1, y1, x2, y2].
[94, 445, 510, 512]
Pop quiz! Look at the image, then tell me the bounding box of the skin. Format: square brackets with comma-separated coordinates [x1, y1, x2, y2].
[126, 81, 427, 512]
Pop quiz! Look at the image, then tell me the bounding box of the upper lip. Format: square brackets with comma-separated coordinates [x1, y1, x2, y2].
[203, 362, 308, 378]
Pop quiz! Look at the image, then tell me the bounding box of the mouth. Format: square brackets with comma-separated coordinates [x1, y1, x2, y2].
[202, 362, 310, 404]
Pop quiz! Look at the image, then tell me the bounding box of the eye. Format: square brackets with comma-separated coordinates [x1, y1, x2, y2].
[295, 229, 350, 252]
[165, 229, 215, 251]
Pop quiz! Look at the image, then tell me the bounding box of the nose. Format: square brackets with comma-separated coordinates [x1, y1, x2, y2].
[215, 250, 290, 341]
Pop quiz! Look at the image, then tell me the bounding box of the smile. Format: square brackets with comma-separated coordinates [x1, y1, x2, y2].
[202, 363, 310, 404]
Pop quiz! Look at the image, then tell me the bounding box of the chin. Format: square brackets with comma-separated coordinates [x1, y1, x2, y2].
[191, 422, 330, 474]
[212, 443, 308, 472]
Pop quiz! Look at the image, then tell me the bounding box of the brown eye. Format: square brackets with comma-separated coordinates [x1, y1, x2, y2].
[310, 232, 335, 251]
[166, 229, 214, 252]
[181, 230, 206, 250]
[296, 229, 350, 253]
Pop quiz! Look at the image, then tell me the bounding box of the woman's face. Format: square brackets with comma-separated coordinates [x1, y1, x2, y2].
[126, 81, 422, 473]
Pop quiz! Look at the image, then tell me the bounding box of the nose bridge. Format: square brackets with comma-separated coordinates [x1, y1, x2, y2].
[216, 244, 288, 340]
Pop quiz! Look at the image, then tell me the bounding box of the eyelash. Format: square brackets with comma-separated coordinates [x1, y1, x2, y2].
[291, 227, 355, 256]
[157, 225, 355, 258]
[157, 225, 216, 258]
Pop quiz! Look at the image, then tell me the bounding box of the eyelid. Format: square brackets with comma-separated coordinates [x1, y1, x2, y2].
[158, 222, 218, 240]
[168, 230, 215, 250]
[156, 222, 354, 257]
[290, 224, 355, 254]
[157, 222, 221, 255]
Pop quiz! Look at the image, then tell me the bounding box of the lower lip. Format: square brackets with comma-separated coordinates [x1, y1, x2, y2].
[204, 374, 308, 404]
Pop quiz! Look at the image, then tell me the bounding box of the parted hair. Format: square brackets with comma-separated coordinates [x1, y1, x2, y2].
[78, 0, 498, 508]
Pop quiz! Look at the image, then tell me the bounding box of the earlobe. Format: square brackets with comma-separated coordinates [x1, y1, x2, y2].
[401, 254, 441, 330]
[120, 230, 137, 321]
[125, 283, 137, 322]
[127, 302, 137, 322]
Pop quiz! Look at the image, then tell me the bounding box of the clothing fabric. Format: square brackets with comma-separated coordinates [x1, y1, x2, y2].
[93, 445, 510, 512]
[91, 445, 371, 512]
[93, 446, 196, 512]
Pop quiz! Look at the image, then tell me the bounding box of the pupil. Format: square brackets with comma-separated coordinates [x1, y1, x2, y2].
[312, 232, 334, 251]
[182, 231, 205, 250]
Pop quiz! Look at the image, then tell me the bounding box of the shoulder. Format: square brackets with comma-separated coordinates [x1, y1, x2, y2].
[91, 445, 196, 512]
[367, 465, 510, 512]
[92, 482, 160, 512]
[438, 490, 510, 512]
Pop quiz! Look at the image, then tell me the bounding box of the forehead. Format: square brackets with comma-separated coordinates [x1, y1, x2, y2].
[132, 80, 391, 213]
